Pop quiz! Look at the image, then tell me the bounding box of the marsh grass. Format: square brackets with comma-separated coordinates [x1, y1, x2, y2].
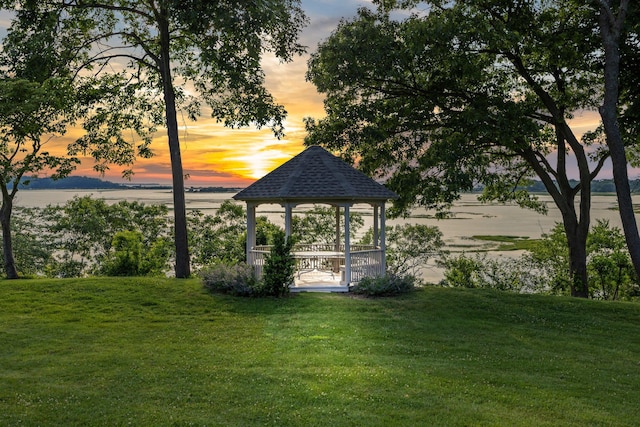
[472, 235, 540, 251]
[1, 277, 639, 426]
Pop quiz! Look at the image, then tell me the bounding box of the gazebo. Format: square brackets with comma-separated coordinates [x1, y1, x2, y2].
[233, 145, 398, 291]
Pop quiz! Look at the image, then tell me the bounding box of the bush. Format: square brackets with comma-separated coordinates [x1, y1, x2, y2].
[201, 231, 294, 298]
[41, 196, 172, 277]
[201, 262, 258, 297]
[188, 201, 282, 272]
[2, 207, 53, 277]
[438, 253, 553, 294]
[45, 259, 84, 278]
[101, 231, 143, 276]
[139, 238, 172, 276]
[438, 253, 484, 288]
[260, 231, 295, 297]
[351, 274, 416, 297]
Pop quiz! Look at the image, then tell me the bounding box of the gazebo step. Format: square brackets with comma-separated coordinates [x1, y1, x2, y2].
[290, 285, 349, 293]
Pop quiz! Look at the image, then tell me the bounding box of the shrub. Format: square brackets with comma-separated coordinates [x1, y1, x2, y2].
[41, 196, 172, 277]
[438, 253, 484, 288]
[139, 238, 172, 276]
[351, 274, 416, 297]
[45, 259, 84, 278]
[386, 224, 446, 277]
[358, 223, 447, 279]
[260, 231, 295, 297]
[201, 262, 257, 297]
[2, 207, 52, 277]
[100, 231, 143, 276]
[438, 253, 553, 294]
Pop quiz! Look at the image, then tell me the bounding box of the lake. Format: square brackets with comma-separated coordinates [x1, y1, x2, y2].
[14, 189, 632, 282]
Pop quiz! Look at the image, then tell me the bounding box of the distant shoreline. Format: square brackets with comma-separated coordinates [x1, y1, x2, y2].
[13, 176, 241, 192]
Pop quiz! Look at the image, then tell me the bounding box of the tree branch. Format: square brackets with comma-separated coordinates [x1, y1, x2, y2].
[60, 0, 154, 22]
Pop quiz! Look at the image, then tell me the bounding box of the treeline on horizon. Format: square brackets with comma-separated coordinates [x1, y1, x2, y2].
[11, 176, 240, 192]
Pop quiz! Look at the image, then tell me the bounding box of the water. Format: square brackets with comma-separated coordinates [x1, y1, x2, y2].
[14, 189, 631, 282]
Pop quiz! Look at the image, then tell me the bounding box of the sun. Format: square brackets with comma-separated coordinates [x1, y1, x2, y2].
[230, 148, 294, 181]
[246, 155, 269, 180]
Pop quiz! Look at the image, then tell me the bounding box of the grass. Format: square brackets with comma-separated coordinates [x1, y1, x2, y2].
[1, 277, 639, 426]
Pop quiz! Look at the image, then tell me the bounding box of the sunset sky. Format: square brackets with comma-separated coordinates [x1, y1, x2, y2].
[1, 1, 610, 187]
[0, 1, 376, 187]
[117, 1, 379, 188]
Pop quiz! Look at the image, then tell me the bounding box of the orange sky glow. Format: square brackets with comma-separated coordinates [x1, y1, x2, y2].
[71, 57, 326, 188]
[64, 2, 372, 188]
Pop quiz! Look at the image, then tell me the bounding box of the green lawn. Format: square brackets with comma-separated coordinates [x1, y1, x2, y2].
[1, 278, 639, 426]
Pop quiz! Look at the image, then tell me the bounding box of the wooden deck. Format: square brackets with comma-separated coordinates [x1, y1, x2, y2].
[290, 270, 349, 293]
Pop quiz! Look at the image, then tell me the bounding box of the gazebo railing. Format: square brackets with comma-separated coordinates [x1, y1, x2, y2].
[291, 243, 376, 252]
[248, 246, 270, 279]
[249, 244, 383, 284]
[350, 248, 385, 283]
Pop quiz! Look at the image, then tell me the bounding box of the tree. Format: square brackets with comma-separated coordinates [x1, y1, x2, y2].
[0, 79, 78, 278]
[385, 224, 446, 278]
[589, 1, 640, 279]
[291, 205, 364, 245]
[305, 1, 619, 297]
[5, 0, 308, 278]
[0, 4, 156, 279]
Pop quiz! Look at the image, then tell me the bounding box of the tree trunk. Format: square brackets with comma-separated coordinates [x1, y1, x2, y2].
[159, 12, 190, 278]
[597, 1, 640, 281]
[524, 136, 591, 297]
[564, 218, 590, 298]
[0, 187, 19, 279]
[607, 127, 640, 280]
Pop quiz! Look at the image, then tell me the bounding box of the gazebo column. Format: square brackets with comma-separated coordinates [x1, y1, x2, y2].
[380, 202, 387, 274]
[335, 207, 340, 251]
[284, 203, 293, 241]
[334, 206, 341, 273]
[344, 205, 351, 285]
[373, 205, 380, 247]
[246, 202, 257, 266]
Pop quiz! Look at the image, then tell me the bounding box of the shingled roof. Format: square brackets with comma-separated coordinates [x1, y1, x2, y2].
[233, 145, 398, 204]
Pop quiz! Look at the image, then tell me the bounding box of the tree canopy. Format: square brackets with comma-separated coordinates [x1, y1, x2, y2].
[2, 0, 308, 277]
[305, 0, 638, 296]
[0, 5, 156, 278]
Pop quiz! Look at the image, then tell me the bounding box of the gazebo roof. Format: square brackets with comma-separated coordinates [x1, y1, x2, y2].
[233, 145, 398, 204]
